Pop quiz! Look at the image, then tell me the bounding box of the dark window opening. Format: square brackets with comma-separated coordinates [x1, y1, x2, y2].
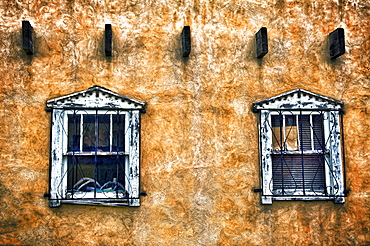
[272, 154, 325, 194]
[270, 113, 327, 195]
[64, 111, 129, 200]
[67, 113, 126, 153]
[66, 156, 128, 199]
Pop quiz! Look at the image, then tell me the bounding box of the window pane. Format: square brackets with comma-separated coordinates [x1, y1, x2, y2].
[83, 115, 96, 151]
[312, 115, 324, 150]
[112, 115, 125, 151]
[298, 115, 312, 151]
[68, 114, 81, 151]
[272, 115, 283, 150]
[272, 154, 325, 193]
[285, 115, 298, 151]
[65, 112, 126, 153]
[271, 115, 298, 151]
[67, 156, 126, 195]
[98, 115, 110, 151]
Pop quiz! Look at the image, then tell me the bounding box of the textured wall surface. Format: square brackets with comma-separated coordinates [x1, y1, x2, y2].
[0, 0, 370, 245]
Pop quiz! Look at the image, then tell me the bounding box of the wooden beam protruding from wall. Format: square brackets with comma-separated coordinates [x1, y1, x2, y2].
[181, 26, 191, 57]
[256, 27, 268, 58]
[329, 28, 345, 59]
[22, 21, 33, 55]
[105, 24, 113, 56]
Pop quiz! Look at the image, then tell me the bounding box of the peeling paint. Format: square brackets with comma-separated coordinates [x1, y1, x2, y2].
[0, 0, 370, 245]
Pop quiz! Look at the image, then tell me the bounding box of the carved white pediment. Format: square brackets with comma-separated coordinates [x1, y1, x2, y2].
[253, 88, 343, 111]
[46, 85, 146, 110]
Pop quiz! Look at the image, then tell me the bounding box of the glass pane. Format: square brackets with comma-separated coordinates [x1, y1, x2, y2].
[97, 156, 126, 191]
[112, 114, 125, 151]
[83, 115, 96, 151]
[67, 156, 95, 192]
[298, 115, 312, 151]
[271, 115, 298, 151]
[70, 113, 125, 153]
[67, 156, 126, 196]
[285, 115, 298, 151]
[312, 115, 324, 150]
[271, 115, 283, 150]
[272, 154, 325, 193]
[98, 115, 110, 151]
[68, 114, 81, 151]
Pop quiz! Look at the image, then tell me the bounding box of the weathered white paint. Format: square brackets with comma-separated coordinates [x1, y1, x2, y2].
[128, 110, 141, 206]
[47, 85, 146, 110]
[253, 88, 343, 111]
[49, 109, 64, 207]
[254, 89, 346, 204]
[47, 86, 145, 207]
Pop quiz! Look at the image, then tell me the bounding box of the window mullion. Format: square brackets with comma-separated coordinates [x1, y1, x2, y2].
[299, 111, 306, 195]
[110, 114, 113, 152]
[78, 114, 82, 152]
[296, 114, 301, 151]
[94, 110, 98, 198]
[280, 112, 285, 194]
[324, 112, 333, 195]
[282, 114, 285, 150]
[114, 112, 119, 198]
[310, 115, 314, 151]
[72, 110, 78, 198]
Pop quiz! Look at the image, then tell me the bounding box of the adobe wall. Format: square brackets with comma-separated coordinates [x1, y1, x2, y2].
[0, 0, 369, 245]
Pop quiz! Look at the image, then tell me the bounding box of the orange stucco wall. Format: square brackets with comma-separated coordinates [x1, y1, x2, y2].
[0, 0, 370, 245]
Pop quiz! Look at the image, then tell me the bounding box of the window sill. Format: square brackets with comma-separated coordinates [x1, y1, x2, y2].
[61, 198, 131, 207]
[262, 195, 345, 204]
[65, 151, 128, 156]
[66, 191, 128, 199]
[270, 150, 329, 155]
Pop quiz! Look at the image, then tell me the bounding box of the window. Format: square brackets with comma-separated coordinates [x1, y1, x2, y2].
[46, 86, 145, 207]
[253, 89, 347, 204]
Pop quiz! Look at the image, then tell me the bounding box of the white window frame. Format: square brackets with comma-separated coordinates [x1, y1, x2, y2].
[46, 86, 145, 207]
[253, 89, 347, 204]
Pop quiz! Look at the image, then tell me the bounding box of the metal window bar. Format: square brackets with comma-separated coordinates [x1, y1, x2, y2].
[299, 111, 305, 194]
[55, 109, 133, 202]
[263, 110, 342, 197]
